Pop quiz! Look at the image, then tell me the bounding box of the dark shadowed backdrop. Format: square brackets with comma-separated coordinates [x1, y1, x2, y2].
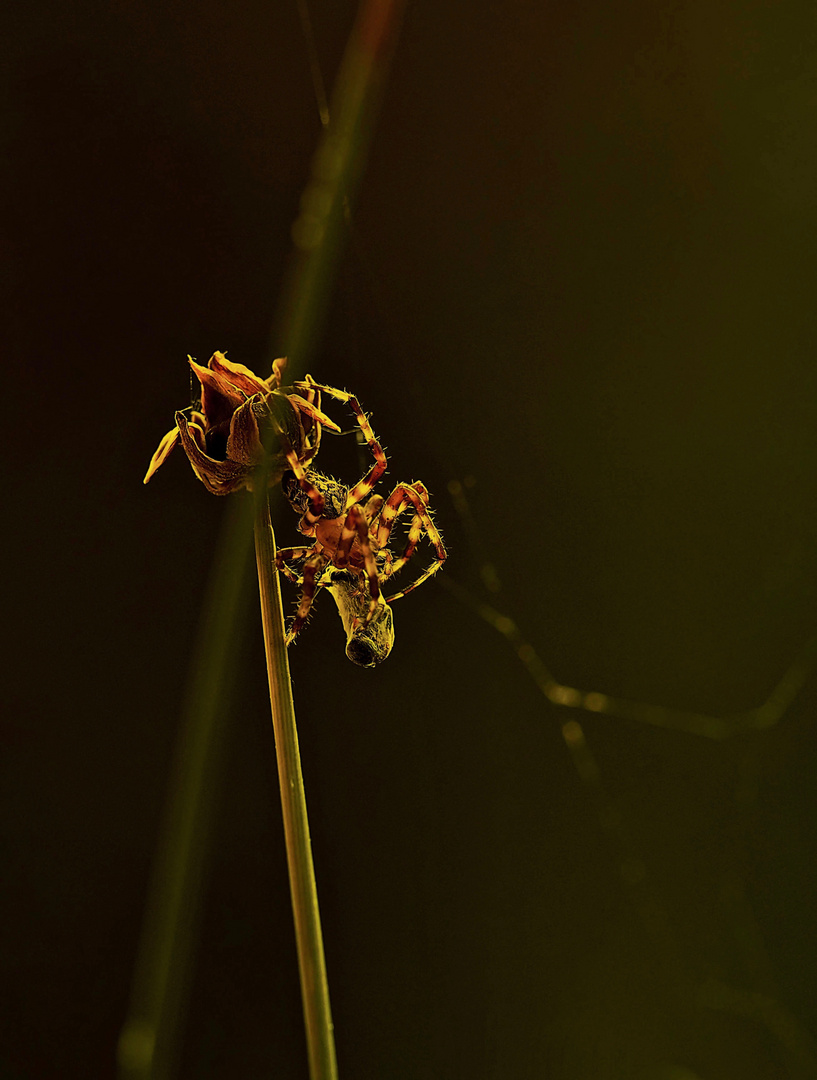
[5, 2, 817, 1077]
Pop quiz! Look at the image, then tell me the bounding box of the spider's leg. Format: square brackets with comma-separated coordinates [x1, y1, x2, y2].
[277, 545, 312, 564]
[334, 504, 381, 623]
[372, 484, 428, 580]
[376, 481, 429, 550]
[283, 449, 326, 529]
[278, 384, 342, 470]
[374, 503, 412, 581]
[381, 513, 420, 580]
[302, 384, 322, 464]
[296, 376, 335, 464]
[286, 549, 329, 645]
[305, 383, 388, 505]
[275, 546, 312, 585]
[363, 494, 385, 525]
[381, 483, 447, 602]
[345, 400, 387, 505]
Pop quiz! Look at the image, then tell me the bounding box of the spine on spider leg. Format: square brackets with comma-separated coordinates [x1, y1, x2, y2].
[252, 493, 338, 1080]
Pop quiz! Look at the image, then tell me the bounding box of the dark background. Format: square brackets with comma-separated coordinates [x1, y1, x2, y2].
[5, 1, 817, 1077]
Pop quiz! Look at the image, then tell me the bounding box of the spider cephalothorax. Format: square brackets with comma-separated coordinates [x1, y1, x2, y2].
[274, 381, 447, 662]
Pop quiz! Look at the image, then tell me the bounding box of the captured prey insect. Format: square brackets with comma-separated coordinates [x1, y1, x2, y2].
[273, 382, 447, 666]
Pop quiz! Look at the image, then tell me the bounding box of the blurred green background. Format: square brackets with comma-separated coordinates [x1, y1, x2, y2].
[4, 1, 817, 1077]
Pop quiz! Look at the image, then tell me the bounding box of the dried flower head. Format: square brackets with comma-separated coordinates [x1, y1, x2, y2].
[144, 352, 339, 495]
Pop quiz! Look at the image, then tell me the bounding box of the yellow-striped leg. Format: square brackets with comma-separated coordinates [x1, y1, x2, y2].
[286, 549, 330, 645]
[275, 546, 312, 585]
[377, 483, 447, 601]
[306, 382, 388, 505]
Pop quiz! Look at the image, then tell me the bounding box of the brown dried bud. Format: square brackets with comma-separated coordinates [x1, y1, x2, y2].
[144, 353, 338, 495]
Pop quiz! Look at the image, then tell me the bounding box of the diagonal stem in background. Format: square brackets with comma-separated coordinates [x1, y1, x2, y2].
[117, 500, 255, 1080]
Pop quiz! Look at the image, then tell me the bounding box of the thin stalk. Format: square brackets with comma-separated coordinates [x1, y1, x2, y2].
[121, 4, 404, 1075]
[253, 493, 338, 1080]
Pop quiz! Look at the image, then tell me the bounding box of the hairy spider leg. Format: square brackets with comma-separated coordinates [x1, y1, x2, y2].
[358, 494, 396, 578]
[277, 442, 327, 530]
[371, 483, 430, 584]
[275, 545, 312, 585]
[363, 493, 385, 523]
[292, 383, 323, 464]
[375, 481, 429, 553]
[286, 548, 331, 644]
[371, 489, 416, 578]
[278, 387, 341, 467]
[333, 503, 382, 622]
[287, 377, 345, 466]
[306, 382, 388, 505]
[377, 483, 447, 601]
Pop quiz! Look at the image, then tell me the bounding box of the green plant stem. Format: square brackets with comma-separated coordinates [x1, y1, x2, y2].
[271, 0, 406, 370]
[253, 493, 338, 1080]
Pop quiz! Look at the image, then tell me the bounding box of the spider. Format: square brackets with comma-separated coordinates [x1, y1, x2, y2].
[273, 382, 447, 664]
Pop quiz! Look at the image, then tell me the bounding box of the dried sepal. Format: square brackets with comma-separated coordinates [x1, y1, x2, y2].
[143, 426, 182, 485]
[174, 408, 259, 495]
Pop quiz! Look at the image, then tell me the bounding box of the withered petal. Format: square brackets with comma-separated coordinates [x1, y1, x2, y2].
[187, 417, 207, 452]
[176, 410, 250, 495]
[237, 394, 305, 488]
[188, 358, 245, 430]
[143, 425, 181, 484]
[208, 351, 270, 397]
[226, 398, 264, 466]
[258, 390, 316, 456]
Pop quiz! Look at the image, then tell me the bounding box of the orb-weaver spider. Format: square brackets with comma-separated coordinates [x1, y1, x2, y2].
[273, 381, 447, 664]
